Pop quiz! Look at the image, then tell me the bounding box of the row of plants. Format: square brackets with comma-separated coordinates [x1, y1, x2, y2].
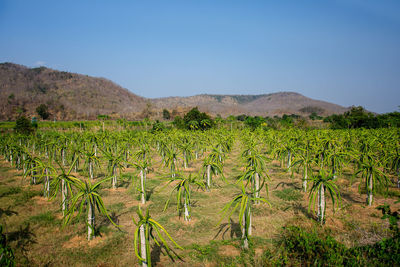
[0, 126, 399, 265]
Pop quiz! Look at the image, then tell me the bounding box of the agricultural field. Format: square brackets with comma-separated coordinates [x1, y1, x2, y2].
[0, 122, 399, 266]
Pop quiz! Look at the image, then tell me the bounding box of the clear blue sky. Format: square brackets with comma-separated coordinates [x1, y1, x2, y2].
[1, 0, 399, 113]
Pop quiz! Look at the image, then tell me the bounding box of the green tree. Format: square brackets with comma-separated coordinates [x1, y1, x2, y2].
[14, 116, 34, 134]
[162, 109, 171, 120]
[244, 116, 265, 130]
[36, 104, 50, 120]
[183, 107, 213, 130]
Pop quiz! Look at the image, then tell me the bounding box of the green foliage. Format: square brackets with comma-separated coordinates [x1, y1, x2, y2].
[274, 188, 302, 202]
[25, 211, 59, 226]
[236, 114, 247, 121]
[36, 104, 50, 120]
[97, 114, 110, 120]
[190, 242, 219, 262]
[13, 189, 41, 206]
[280, 114, 297, 126]
[162, 109, 171, 120]
[182, 107, 214, 130]
[0, 187, 22, 198]
[324, 106, 400, 129]
[133, 206, 182, 266]
[354, 153, 390, 205]
[279, 226, 400, 266]
[64, 176, 118, 240]
[151, 120, 166, 132]
[163, 173, 205, 221]
[173, 116, 185, 129]
[219, 183, 270, 249]
[31, 117, 38, 129]
[108, 202, 126, 213]
[309, 112, 323, 120]
[281, 226, 348, 265]
[189, 240, 243, 264]
[73, 122, 85, 129]
[377, 203, 399, 232]
[244, 116, 265, 130]
[308, 170, 341, 224]
[14, 116, 34, 134]
[0, 225, 15, 267]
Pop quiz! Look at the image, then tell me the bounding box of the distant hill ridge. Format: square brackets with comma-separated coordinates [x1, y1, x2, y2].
[0, 62, 348, 120]
[0, 62, 146, 120]
[151, 92, 348, 117]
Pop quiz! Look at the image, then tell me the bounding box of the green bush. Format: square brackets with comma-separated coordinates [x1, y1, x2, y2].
[281, 226, 348, 265]
[182, 108, 214, 130]
[36, 104, 50, 120]
[278, 226, 400, 266]
[0, 225, 15, 266]
[14, 116, 34, 134]
[151, 121, 166, 132]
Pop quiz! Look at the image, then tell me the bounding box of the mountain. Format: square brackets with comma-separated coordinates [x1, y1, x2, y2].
[151, 92, 348, 117]
[0, 63, 146, 120]
[0, 62, 348, 120]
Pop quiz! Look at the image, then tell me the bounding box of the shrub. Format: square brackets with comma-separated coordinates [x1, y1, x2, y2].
[36, 104, 50, 120]
[183, 107, 214, 130]
[152, 120, 166, 132]
[279, 226, 400, 266]
[162, 109, 171, 120]
[281, 226, 348, 265]
[244, 116, 265, 130]
[14, 116, 34, 134]
[0, 225, 15, 266]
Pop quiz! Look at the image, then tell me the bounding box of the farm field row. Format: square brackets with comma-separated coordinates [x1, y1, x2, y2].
[0, 126, 399, 266]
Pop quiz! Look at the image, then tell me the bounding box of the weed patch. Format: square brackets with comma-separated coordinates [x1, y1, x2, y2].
[276, 225, 400, 266]
[25, 211, 60, 226]
[0, 186, 22, 197]
[13, 189, 41, 206]
[274, 188, 302, 202]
